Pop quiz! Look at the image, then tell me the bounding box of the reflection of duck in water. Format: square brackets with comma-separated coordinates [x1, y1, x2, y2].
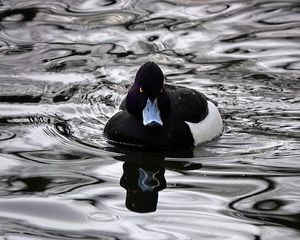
[114, 149, 202, 213]
[120, 163, 166, 213]
[104, 62, 223, 150]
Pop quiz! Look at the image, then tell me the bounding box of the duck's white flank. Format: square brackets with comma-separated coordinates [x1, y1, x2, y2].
[185, 101, 223, 145]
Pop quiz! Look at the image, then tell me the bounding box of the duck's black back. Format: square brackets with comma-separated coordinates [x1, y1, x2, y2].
[167, 86, 208, 123]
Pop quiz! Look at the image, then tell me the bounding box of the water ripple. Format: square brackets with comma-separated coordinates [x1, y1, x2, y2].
[1, 0, 300, 239]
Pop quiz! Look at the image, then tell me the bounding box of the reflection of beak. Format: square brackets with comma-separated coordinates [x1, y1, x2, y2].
[142, 98, 163, 127]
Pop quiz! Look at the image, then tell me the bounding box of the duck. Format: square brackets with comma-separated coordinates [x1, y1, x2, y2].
[103, 62, 223, 150]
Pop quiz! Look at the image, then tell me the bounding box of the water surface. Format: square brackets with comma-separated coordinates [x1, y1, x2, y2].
[0, 0, 300, 239]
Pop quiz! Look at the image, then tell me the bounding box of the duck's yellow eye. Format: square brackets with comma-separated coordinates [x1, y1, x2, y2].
[139, 87, 143, 93]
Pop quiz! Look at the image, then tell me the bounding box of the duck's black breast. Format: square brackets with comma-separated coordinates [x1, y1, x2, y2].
[104, 85, 209, 150]
[104, 110, 194, 150]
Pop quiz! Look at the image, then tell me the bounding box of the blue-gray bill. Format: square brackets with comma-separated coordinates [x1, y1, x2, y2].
[142, 98, 163, 127]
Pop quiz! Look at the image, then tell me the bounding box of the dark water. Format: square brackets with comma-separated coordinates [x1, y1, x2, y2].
[0, 0, 300, 239]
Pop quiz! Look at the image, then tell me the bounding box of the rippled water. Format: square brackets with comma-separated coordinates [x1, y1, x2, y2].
[0, 0, 300, 239]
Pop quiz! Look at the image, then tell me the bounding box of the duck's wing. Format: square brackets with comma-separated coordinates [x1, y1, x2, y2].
[165, 84, 218, 106]
[168, 87, 209, 123]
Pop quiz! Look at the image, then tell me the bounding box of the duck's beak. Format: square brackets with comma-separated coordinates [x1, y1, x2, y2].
[142, 98, 163, 127]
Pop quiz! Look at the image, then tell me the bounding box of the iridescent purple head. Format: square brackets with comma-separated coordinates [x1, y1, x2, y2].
[126, 62, 170, 127]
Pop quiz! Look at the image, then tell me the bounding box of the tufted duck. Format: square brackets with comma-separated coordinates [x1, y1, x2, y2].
[104, 62, 223, 150]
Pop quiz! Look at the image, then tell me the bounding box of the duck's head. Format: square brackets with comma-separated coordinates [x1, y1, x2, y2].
[126, 62, 170, 127]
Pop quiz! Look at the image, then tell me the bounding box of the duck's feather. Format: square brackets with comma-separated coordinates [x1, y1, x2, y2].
[119, 84, 210, 121]
[185, 101, 223, 145]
